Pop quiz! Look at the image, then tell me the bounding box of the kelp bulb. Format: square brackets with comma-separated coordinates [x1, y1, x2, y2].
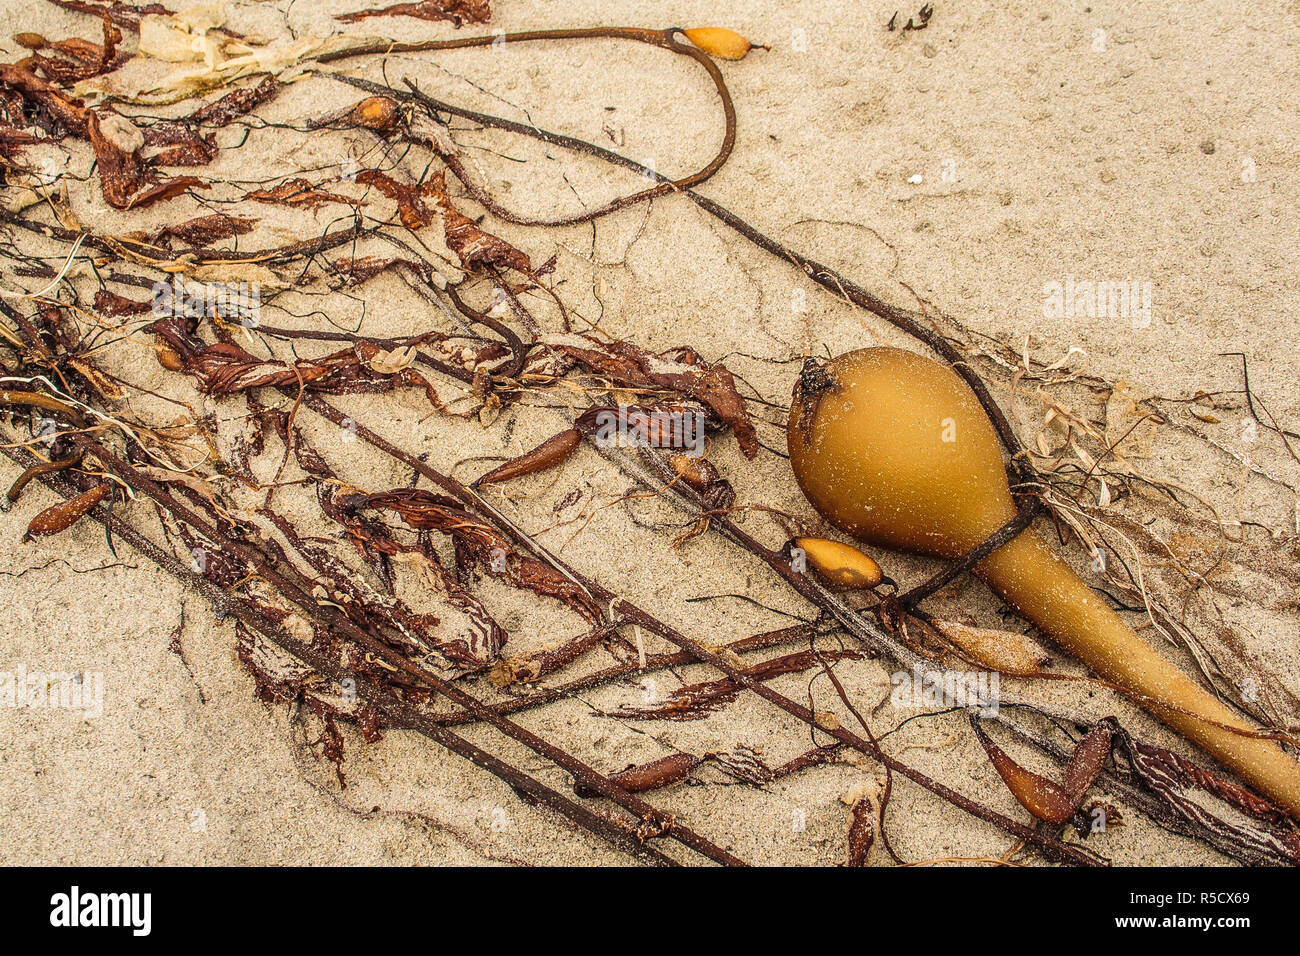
[787, 346, 1300, 819]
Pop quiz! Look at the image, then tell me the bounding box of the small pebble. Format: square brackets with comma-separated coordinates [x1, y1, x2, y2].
[1199, 139, 1216, 155]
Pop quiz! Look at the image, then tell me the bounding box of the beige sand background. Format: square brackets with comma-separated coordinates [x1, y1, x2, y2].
[1, 0, 1298, 865]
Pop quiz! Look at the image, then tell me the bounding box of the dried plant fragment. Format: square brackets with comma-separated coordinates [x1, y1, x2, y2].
[574, 753, 700, 798]
[354, 169, 437, 230]
[707, 745, 773, 785]
[26, 15, 126, 84]
[477, 428, 582, 485]
[93, 288, 152, 316]
[1062, 720, 1115, 801]
[236, 623, 384, 786]
[1114, 724, 1300, 864]
[23, 482, 112, 541]
[933, 620, 1052, 675]
[148, 331, 446, 411]
[340, 488, 603, 624]
[557, 341, 758, 458]
[246, 177, 358, 210]
[611, 649, 860, 720]
[87, 109, 203, 208]
[142, 212, 256, 249]
[428, 170, 531, 272]
[47, 0, 170, 31]
[73, 6, 372, 104]
[268, 455, 506, 672]
[184, 76, 278, 126]
[0, 124, 41, 159]
[330, 254, 416, 287]
[0, 62, 90, 134]
[489, 624, 612, 686]
[971, 717, 1077, 825]
[139, 121, 216, 166]
[846, 797, 876, 866]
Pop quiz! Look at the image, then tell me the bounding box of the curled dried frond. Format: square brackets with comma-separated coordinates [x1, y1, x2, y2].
[246, 177, 359, 210]
[427, 170, 531, 272]
[88, 110, 203, 208]
[972, 717, 1114, 827]
[340, 488, 603, 624]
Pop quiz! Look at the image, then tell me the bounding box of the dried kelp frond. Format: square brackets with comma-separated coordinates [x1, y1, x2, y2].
[93, 289, 153, 316]
[246, 177, 359, 210]
[138, 121, 215, 166]
[137, 212, 256, 249]
[609, 649, 862, 720]
[340, 488, 603, 624]
[25, 15, 126, 85]
[971, 717, 1115, 827]
[144, 326, 447, 411]
[427, 169, 531, 272]
[329, 254, 418, 287]
[0, 61, 91, 134]
[263, 501, 504, 672]
[236, 622, 384, 786]
[183, 76, 278, 126]
[707, 744, 774, 786]
[1112, 724, 1300, 865]
[354, 168, 439, 230]
[556, 341, 758, 458]
[87, 109, 203, 207]
[287, 436, 508, 669]
[46, 0, 169, 31]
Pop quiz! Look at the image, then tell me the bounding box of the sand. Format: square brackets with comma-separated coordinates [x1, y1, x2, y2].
[1, 0, 1297, 866]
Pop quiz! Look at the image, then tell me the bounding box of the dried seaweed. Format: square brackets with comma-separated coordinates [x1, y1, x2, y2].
[1, 8, 1293, 869]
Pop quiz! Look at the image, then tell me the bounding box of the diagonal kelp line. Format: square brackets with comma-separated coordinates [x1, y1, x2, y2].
[0, 439, 739, 867]
[74, 435, 746, 866]
[289, 390, 1105, 866]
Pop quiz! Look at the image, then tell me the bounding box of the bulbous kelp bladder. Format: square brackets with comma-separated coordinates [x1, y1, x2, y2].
[788, 346, 1300, 820]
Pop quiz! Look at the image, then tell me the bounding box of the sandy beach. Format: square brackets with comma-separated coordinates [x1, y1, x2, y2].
[1, 0, 1298, 866]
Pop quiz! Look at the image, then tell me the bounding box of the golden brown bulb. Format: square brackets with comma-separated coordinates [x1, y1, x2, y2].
[792, 536, 884, 589]
[682, 27, 755, 60]
[788, 346, 1300, 819]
